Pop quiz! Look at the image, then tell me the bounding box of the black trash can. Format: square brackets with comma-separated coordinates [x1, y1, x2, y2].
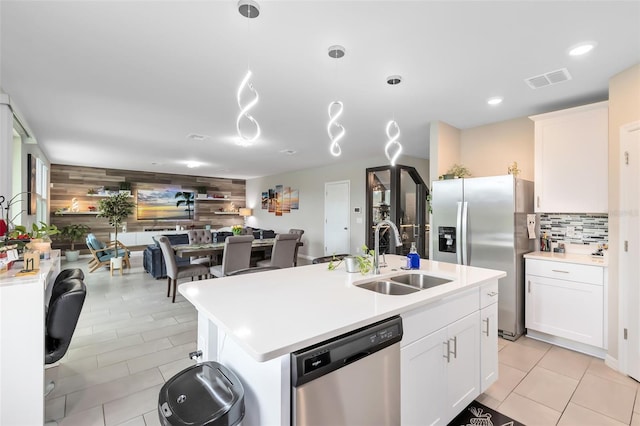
[158, 361, 245, 426]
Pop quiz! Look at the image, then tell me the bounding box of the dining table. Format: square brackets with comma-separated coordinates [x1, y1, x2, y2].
[173, 238, 278, 260]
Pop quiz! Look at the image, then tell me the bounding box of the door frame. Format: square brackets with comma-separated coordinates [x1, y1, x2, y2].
[617, 120, 640, 378]
[324, 180, 351, 256]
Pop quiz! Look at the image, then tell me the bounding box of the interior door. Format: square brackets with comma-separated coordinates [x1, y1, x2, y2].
[621, 122, 640, 381]
[324, 181, 350, 255]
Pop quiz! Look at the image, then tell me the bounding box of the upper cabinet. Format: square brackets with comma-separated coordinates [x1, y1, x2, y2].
[530, 101, 608, 213]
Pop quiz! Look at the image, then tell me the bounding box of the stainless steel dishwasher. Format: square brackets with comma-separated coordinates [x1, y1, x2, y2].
[291, 316, 403, 426]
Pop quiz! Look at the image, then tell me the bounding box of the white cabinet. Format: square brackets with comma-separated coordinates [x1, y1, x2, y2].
[525, 259, 605, 351]
[401, 326, 448, 425]
[400, 285, 492, 426]
[401, 312, 479, 426]
[479, 281, 499, 392]
[530, 101, 608, 213]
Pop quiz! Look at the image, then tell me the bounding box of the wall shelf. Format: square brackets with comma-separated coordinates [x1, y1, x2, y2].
[56, 211, 99, 215]
[213, 212, 239, 215]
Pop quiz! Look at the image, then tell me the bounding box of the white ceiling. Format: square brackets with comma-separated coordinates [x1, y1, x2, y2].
[2, 1, 639, 179]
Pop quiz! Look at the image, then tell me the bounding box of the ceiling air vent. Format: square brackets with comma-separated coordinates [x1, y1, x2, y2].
[524, 68, 572, 89]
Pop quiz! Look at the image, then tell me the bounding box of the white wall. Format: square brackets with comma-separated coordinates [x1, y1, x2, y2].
[246, 155, 429, 260]
[460, 117, 534, 181]
[429, 121, 461, 184]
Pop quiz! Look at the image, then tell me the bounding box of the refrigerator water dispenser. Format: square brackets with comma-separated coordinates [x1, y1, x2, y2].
[438, 226, 456, 253]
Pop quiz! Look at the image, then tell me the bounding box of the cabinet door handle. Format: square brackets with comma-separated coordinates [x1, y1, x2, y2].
[551, 269, 569, 274]
[443, 341, 451, 363]
[449, 336, 457, 359]
[487, 291, 498, 297]
[483, 317, 490, 336]
[528, 280, 531, 293]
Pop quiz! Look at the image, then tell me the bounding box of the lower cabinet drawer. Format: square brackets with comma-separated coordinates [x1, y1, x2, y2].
[526, 259, 603, 285]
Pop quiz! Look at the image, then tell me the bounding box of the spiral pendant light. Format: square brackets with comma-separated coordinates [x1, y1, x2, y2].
[236, 69, 260, 145]
[327, 45, 346, 157]
[385, 75, 403, 166]
[236, 0, 261, 146]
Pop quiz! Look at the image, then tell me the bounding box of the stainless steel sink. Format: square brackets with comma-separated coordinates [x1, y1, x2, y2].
[356, 280, 420, 295]
[389, 273, 452, 289]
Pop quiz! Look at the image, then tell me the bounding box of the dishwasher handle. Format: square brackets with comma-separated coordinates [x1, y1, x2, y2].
[344, 351, 371, 365]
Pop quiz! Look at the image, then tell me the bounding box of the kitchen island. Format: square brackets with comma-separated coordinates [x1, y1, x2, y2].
[179, 255, 505, 425]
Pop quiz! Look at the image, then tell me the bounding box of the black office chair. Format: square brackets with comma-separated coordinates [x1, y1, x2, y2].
[52, 268, 85, 288]
[45, 277, 87, 396]
[312, 254, 350, 264]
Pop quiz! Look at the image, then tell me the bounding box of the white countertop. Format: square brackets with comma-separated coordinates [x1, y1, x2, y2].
[179, 255, 505, 362]
[524, 251, 608, 267]
[0, 250, 61, 288]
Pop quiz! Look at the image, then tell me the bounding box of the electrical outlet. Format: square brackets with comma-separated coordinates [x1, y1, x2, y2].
[566, 226, 575, 237]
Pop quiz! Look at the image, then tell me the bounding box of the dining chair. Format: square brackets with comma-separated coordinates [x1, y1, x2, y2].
[288, 228, 305, 266]
[157, 236, 209, 303]
[256, 233, 299, 269]
[210, 235, 254, 278]
[187, 229, 214, 267]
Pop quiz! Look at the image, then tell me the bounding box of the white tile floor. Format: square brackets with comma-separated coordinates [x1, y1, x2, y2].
[46, 256, 640, 425]
[478, 337, 640, 425]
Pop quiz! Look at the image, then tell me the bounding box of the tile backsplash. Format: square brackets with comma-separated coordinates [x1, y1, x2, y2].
[539, 213, 608, 245]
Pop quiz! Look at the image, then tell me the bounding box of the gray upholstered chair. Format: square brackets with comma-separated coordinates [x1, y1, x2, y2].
[256, 233, 299, 269]
[187, 229, 214, 267]
[210, 235, 254, 278]
[288, 228, 305, 266]
[157, 236, 209, 303]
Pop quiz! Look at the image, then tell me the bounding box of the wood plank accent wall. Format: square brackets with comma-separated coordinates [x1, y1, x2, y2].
[49, 164, 246, 251]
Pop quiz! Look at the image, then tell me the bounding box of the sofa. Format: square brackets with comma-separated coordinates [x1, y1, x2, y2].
[143, 233, 190, 279]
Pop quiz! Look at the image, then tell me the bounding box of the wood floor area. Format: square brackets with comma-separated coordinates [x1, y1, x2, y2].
[45, 256, 639, 425]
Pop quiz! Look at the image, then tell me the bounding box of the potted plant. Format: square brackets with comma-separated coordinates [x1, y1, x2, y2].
[119, 181, 132, 196]
[231, 225, 243, 235]
[12, 221, 60, 258]
[98, 193, 135, 270]
[328, 245, 375, 275]
[441, 164, 471, 180]
[195, 186, 209, 200]
[59, 224, 90, 261]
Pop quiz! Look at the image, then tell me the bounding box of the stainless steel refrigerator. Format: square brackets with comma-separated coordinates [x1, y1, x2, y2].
[431, 175, 534, 340]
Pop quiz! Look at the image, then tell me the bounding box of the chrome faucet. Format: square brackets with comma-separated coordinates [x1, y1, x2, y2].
[374, 219, 403, 275]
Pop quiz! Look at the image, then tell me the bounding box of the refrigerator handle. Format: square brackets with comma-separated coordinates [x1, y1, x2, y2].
[456, 202, 463, 265]
[461, 201, 469, 265]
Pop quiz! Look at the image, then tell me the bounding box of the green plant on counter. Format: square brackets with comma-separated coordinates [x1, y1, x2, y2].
[11, 221, 60, 241]
[327, 244, 375, 275]
[355, 244, 375, 275]
[327, 254, 343, 271]
[231, 225, 243, 235]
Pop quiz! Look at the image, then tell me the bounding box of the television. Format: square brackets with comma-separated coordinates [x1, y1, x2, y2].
[137, 189, 194, 220]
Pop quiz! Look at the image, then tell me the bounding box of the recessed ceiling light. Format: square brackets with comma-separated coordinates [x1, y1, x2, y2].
[186, 162, 200, 168]
[487, 97, 503, 106]
[387, 75, 403, 85]
[238, 0, 259, 18]
[568, 41, 597, 56]
[328, 45, 346, 59]
[279, 149, 297, 155]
